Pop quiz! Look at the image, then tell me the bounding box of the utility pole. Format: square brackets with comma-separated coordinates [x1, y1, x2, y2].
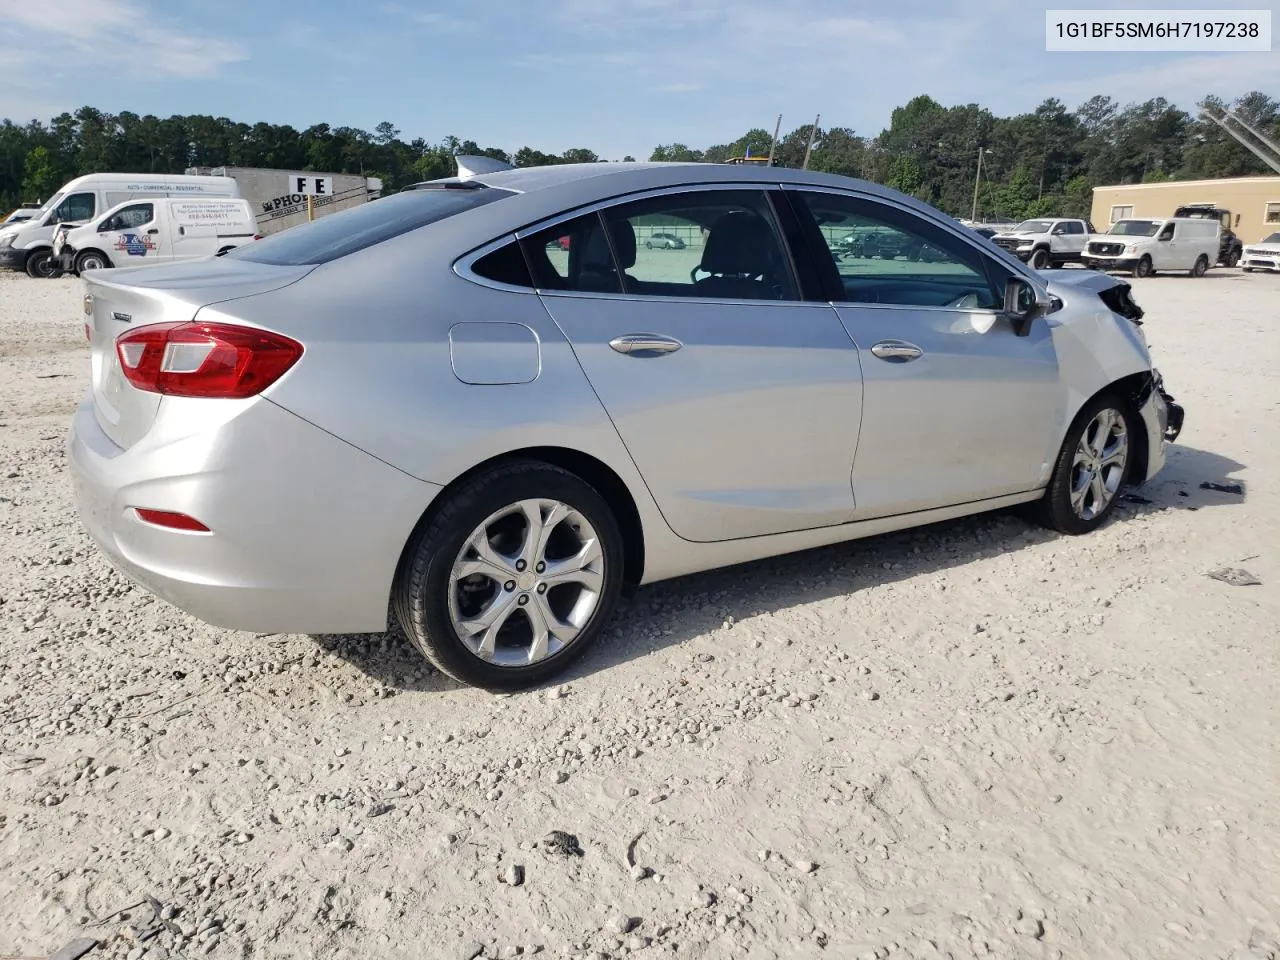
[801, 114, 820, 170]
[971, 146, 989, 222]
[767, 114, 782, 165]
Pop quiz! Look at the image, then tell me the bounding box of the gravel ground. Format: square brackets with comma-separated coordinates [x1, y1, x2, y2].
[1, 267, 1277, 960]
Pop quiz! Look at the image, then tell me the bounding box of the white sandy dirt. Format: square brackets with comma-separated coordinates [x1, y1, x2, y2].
[0, 267, 1277, 960]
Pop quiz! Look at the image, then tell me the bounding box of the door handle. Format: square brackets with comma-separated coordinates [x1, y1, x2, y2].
[870, 340, 923, 362]
[146, 228, 159, 235]
[609, 334, 683, 355]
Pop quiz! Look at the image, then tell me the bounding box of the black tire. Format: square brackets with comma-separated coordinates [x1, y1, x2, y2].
[394, 460, 625, 691]
[1030, 393, 1137, 535]
[1224, 248, 1240, 268]
[1029, 247, 1050, 270]
[75, 250, 111, 273]
[24, 249, 55, 279]
[1242, 267, 1255, 273]
[1190, 255, 1209, 278]
[1134, 255, 1154, 278]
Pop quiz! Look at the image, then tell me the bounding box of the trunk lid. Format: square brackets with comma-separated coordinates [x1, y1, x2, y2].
[85, 258, 314, 449]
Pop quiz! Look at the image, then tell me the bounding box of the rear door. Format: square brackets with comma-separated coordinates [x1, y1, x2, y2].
[785, 187, 1063, 520]
[524, 186, 864, 543]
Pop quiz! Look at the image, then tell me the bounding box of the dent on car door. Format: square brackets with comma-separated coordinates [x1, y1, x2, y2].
[785, 188, 1064, 520]
[523, 187, 864, 543]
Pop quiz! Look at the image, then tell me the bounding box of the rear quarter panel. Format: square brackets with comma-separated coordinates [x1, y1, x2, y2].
[222, 229, 650, 499]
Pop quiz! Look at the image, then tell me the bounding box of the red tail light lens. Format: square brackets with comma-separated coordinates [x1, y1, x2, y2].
[115, 322, 303, 399]
[134, 508, 210, 532]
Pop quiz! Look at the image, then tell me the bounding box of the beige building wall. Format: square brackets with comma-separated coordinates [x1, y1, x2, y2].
[1090, 177, 1280, 242]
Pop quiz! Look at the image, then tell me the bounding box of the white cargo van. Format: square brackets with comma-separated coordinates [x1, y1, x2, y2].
[0, 172, 239, 278]
[53, 197, 259, 275]
[1081, 217, 1221, 278]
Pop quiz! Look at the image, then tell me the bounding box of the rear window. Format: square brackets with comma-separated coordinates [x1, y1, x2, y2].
[225, 185, 513, 266]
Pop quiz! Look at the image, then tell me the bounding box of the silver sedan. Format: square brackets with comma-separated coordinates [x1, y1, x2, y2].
[68, 160, 1184, 690]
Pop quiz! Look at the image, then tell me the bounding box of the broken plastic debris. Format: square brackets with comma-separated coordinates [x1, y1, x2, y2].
[1206, 568, 1261, 587]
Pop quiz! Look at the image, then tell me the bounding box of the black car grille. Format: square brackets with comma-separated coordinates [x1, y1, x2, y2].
[1088, 242, 1124, 256]
[993, 238, 1021, 252]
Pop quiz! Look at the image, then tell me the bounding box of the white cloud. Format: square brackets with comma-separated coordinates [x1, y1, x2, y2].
[0, 0, 245, 78]
[379, 4, 477, 32]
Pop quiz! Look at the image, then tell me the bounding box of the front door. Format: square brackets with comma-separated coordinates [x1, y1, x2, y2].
[1153, 221, 1180, 269]
[786, 188, 1065, 520]
[101, 202, 165, 265]
[524, 187, 864, 543]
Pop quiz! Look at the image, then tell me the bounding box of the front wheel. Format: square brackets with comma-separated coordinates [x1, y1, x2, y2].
[75, 250, 111, 273]
[1029, 248, 1050, 270]
[1031, 396, 1135, 535]
[1134, 255, 1154, 278]
[24, 249, 55, 279]
[1190, 255, 1209, 278]
[394, 461, 625, 691]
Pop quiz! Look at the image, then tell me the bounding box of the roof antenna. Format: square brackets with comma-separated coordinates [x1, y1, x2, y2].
[455, 155, 515, 180]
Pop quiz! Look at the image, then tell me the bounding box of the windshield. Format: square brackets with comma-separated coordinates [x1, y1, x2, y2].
[226, 185, 513, 266]
[1108, 220, 1161, 237]
[1013, 220, 1055, 233]
[1262, 232, 1280, 244]
[35, 192, 64, 215]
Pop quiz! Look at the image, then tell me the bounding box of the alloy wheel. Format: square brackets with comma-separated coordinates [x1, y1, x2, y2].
[447, 498, 605, 667]
[1070, 408, 1128, 521]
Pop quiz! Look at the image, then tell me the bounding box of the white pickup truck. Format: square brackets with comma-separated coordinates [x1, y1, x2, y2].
[990, 218, 1094, 270]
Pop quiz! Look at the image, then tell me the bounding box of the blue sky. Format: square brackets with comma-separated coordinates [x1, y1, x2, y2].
[1, 0, 1277, 159]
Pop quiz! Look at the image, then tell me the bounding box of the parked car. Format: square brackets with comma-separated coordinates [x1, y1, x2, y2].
[1082, 217, 1220, 277]
[1241, 232, 1280, 273]
[2, 204, 39, 225]
[0, 173, 240, 278]
[645, 232, 685, 249]
[990, 218, 1093, 269]
[68, 161, 1184, 691]
[52, 197, 259, 275]
[1173, 203, 1243, 267]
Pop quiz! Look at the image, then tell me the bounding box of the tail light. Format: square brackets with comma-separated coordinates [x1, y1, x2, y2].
[134, 508, 210, 532]
[253, 234, 263, 241]
[115, 321, 303, 399]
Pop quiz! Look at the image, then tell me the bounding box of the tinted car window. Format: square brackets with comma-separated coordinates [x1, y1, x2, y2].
[106, 203, 154, 230]
[50, 192, 95, 224]
[793, 191, 1004, 309]
[226, 185, 512, 266]
[471, 238, 533, 287]
[1064, 221, 1084, 234]
[602, 189, 798, 301]
[521, 212, 622, 294]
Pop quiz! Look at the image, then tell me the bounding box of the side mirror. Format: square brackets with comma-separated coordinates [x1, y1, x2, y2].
[1003, 277, 1050, 337]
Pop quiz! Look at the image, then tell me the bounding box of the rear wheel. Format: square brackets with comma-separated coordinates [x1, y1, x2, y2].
[1190, 255, 1209, 278]
[24, 249, 55, 279]
[394, 461, 624, 691]
[1224, 248, 1240, 268]
[75, 250, 110, 273]
[1031, 395, 1135, 535]
[1134, 255, 1154, 278]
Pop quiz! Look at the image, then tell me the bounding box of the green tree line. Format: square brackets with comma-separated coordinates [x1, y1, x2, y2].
[2, 91, 1275, 222]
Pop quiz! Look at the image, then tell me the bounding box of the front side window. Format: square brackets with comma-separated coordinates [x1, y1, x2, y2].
[793, 191, 1004, 310]
[1158, 223, 1175, 241]
[50, 192, 95, 224]
[104, 203, 154, 231]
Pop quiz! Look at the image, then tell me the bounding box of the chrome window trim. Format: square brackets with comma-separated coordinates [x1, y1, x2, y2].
[455, 182, 818, 308]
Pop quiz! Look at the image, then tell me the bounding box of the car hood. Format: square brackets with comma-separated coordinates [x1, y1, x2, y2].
[992, 232, 1043, 241]
[1243, 242, 1280, 253]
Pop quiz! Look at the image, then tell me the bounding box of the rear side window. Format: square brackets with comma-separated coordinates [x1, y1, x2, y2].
[225, 185, 513, 266]
[471, 239, 533, 287]
[519, 213, 622, 293]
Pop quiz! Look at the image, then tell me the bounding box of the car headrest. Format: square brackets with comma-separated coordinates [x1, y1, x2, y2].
[603, 216, 637, 269]
[700, 211, 777, 277]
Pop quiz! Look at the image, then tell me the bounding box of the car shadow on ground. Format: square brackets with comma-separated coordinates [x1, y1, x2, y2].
[312, 443, 1245, 694]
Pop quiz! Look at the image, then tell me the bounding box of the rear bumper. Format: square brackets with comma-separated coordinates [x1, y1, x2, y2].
[67, 394, 442, 634]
